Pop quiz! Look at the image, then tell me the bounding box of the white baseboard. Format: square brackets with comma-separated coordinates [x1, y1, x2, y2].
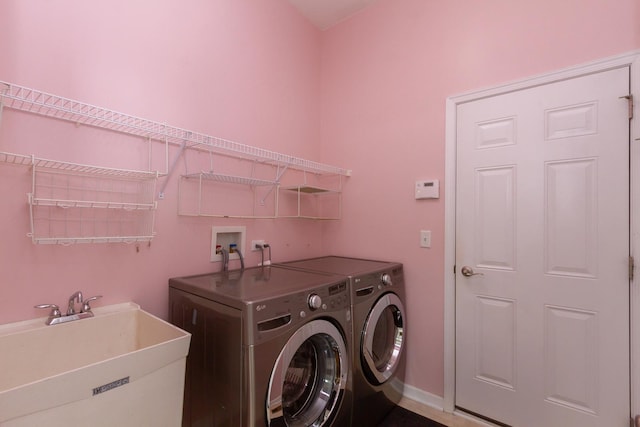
[402, 383, 445, 411]
[401, 384, 498, 427]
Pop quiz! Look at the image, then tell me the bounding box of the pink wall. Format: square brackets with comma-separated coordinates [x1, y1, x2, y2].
[0, 0, 327, 324]
[1, 0, 639, 405]
[320, 0, 639, 399]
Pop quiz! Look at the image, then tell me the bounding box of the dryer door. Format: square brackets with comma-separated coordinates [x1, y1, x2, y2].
[266, 319, 348, 427]
[361, 292, 405, 384]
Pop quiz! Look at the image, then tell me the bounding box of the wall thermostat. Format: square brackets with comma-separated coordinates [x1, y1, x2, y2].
[415, 179, 439, 199]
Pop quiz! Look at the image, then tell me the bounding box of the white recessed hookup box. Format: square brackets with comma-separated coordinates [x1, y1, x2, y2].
[415, 179, 439, 199]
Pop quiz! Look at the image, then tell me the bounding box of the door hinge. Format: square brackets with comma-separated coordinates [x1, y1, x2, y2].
[620, 94, 633, 120]
[630, 256, 635, 281]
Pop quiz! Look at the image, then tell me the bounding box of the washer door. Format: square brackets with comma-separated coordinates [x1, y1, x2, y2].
[361, 292, 405, 384]
[266, 319, 348, 427]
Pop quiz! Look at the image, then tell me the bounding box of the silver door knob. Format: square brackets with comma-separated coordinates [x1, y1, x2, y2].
[461, 266, 483, 277]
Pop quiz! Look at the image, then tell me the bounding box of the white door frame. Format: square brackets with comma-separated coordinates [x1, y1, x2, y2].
[443, 50, 640, 417]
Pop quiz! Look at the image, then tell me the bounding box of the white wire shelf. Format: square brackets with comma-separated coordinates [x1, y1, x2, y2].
[0, 151, 31, 165]
[277, 185, 342, 220]
[276, 215, 341, 220]
[182, 172, 277, 187]
[0, 151, 159, 179]
[0, 80, 352, 176]
[29, 197, 157, 210]
[29, 235, 155, 245]
[28, 201, 157, 245]
[177, 172, 279, 219]
[280, 185, 339, 194]
[0, 151, 161, 245]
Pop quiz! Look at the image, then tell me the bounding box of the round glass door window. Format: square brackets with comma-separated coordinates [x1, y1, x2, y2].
[267, 319, 348, 427]
[361, 293, 405, 384]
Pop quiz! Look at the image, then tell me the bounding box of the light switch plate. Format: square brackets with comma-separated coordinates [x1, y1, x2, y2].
[420, 230, 431, 248]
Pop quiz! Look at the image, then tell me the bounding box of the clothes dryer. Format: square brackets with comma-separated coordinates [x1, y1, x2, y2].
[169, 266, 352, 427]
[278, 256, 406, 427]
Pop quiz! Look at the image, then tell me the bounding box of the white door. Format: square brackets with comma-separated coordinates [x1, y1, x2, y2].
[455, 67, 630, 427]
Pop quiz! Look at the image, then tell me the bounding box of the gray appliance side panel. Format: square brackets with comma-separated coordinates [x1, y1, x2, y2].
[169, 288, 243, 427]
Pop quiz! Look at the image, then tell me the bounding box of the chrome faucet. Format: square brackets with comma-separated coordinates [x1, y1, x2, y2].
[35, 291, 102, 325]
[67, 291, 83, 315]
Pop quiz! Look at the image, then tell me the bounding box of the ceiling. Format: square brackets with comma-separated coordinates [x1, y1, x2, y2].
[287, 0, 378, 30]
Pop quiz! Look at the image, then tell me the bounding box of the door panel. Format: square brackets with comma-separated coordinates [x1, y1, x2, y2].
[474, 295, 516, 389]
[475, 166, 516, 270]
[544, 305, 598, 414]
[455, 67, 630, 427]
[545, 159, 597, 277]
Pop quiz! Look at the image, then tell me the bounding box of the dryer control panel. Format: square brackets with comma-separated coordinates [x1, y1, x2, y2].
[354, 267, 404, 302]
[248, 280, 350, 345]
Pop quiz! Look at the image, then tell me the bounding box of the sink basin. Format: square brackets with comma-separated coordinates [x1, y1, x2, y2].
[0, 302, 191, 426]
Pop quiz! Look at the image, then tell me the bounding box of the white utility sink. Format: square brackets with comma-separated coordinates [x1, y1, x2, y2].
[0, 302, 191, 426]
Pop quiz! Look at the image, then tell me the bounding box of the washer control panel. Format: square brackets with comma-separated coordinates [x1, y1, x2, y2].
[298, 281, 349, 317]
[253, 280, 350, 328]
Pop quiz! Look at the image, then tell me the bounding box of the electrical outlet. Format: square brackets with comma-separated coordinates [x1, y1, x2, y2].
[420, 230, 431, 248]
[251, 240, 265, 251]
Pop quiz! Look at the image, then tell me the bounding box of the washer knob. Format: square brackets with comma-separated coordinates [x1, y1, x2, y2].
[381, 273, 393, 286]
[308, 294, 322, 310]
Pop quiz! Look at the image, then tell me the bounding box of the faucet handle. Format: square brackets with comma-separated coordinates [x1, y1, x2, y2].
[81, 296, 102, 313]
[35, 304, 62, 318]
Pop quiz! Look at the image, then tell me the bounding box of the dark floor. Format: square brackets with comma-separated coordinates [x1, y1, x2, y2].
[377, 406, 446, 427]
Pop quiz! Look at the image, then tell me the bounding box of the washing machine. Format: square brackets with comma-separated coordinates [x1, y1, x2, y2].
[278, 256, 406, 427]
[168, 265, 352, 427]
